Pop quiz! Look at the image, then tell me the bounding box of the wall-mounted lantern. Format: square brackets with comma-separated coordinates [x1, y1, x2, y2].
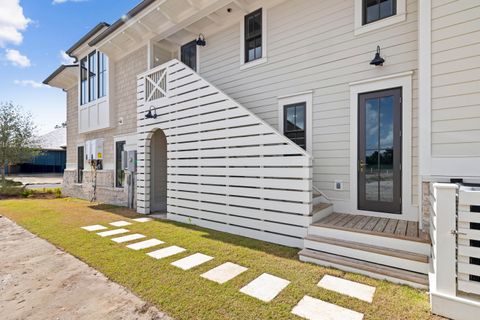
[145, 106, 157, 119]
[370, 46, 385, 66]
[196, 33, 206, 46]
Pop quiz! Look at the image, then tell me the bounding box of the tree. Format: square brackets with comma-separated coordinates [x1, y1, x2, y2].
[0, 102, 38, 185]
[55, 122, 66, 129]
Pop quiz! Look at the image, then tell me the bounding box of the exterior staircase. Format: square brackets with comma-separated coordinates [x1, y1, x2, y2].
[136, 59, 314, 248]
[299, 212, 430, 288]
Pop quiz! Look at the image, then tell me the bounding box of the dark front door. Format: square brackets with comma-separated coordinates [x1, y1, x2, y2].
[77, 146, 84, 183]
[181, 40, 197, 71]
[358, 88, 402, 214]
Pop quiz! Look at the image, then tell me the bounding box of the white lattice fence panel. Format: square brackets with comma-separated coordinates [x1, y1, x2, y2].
[145, 67, 167, 102]
[137, 60, 313, 247]
[457, 186, 480, 296]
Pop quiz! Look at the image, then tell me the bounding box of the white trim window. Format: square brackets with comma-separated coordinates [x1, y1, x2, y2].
[278, 91, 313, 154]
[79, 50, 108, 106]
[240, 7, 267, 70]
[354, 0, 406, 35]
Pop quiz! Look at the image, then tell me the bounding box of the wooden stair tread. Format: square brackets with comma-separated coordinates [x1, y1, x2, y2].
[312, 202, 332, 213]
[305, 234, 429, 263]
[314, 213, 431, 244]
[299, 249, 429, 286]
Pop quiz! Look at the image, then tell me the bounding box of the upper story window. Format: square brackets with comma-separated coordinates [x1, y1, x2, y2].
[363, 0, 396, 25]
[80, 51, 108, 106]
[244, 8, 262, 63]
[80, 58, 88, 105]
[355, 0, 405, 35]
[88, 52, 97, 102]
[98, 52, 107, 98]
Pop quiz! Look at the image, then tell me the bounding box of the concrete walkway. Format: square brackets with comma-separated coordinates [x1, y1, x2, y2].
[7, 173, 63, 185]
[0, 216, 172, 320]
[83, 221, 376, 320]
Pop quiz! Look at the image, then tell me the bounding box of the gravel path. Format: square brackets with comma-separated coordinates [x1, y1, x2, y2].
[0, 216, 173, 320]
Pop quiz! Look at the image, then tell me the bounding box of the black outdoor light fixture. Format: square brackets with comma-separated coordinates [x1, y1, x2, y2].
[145, 106, 157, 119]
[196, 33, 206, 46]
[370, 46, 385, 66]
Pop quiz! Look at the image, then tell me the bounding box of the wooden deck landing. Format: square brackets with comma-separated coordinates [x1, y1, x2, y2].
[313, 213, 430, 243]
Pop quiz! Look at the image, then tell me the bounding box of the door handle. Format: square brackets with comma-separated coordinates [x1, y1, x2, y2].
[359, 160, 367, 173]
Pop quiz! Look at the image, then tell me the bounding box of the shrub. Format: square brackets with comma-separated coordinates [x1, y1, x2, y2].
[21, 189, 34, 198]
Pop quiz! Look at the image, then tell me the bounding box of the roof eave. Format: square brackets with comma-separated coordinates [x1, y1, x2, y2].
[88, 0, 157, 47]
[65, 22, 110, 56]
[43, 65, 78, 90]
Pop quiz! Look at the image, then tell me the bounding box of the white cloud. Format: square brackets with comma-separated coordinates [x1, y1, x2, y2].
[5, 48, 31, 67]
[0, 0, 31, 47]
[14, 79, 48, 89]
[60, 50, 75, 64]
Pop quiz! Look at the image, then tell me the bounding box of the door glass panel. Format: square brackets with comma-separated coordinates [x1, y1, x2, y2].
[363, 95, 395, 203]
[380, 96, 394, 149]
[181, 41, 197, 71]
[379, 148, 394, 202]
[365, 98, 379, 150]
[365, 149, 379, 201]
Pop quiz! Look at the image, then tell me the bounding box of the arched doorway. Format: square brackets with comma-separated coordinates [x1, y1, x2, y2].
[150, 129, 167, 212]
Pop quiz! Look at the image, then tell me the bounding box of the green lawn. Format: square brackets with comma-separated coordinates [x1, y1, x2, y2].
[0, 198, 439, 320]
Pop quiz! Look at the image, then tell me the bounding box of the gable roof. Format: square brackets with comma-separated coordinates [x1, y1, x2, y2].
[38, 128, 67, 151]
[65, 22, 110, 57]
[89, 0, 156, 47]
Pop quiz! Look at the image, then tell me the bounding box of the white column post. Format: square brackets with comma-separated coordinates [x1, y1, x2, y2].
[432, 183, 458, 296]
[418, 0, 432, 230]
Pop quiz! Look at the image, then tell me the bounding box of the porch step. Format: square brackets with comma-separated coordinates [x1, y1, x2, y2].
[309, 214, 431, 255]
[310, 203, 333, 224]
[299, 249, 429, 289]
[304, 235, 429, 273]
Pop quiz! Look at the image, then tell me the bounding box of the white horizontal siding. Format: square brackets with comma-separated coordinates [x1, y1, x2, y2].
[431, 1, 480, 157]
[200, 0, 420, 205]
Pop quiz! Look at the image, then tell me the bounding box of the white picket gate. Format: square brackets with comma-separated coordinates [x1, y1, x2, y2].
[136, 59, 313, 248]
[430, 183, 480, 320]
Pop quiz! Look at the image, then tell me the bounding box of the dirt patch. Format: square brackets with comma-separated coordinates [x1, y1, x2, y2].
[0, 216, 172, 320]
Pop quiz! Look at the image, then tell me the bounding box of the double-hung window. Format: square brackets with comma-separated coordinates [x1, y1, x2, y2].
[284, 103, 306, 150]
[244, 8, 262, 63]
[363, 0, 396, 25]
[80, 51, 108, 105]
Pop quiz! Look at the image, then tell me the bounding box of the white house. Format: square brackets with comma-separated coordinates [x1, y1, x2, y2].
[44, 1, 480, 318]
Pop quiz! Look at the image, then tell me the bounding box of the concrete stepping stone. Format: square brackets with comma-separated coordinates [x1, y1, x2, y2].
[109, 221, 132, 227]
[240, 273, 290, 302]
[126, 239, 164, 250]
[111, 234, 146, 243]
[201, 262, 248, 284]
[318, 275, 376, 303]
[81, 225, 107, 231]
[132, 217, 153, 222]
[97, 229, 129, 237]
[291, 295, 364, 320]
[171, 253, 213, 270]
[147, 246, 186, 260]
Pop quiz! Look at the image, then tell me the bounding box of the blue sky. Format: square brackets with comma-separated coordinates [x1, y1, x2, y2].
[0, 0, 140, 134]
